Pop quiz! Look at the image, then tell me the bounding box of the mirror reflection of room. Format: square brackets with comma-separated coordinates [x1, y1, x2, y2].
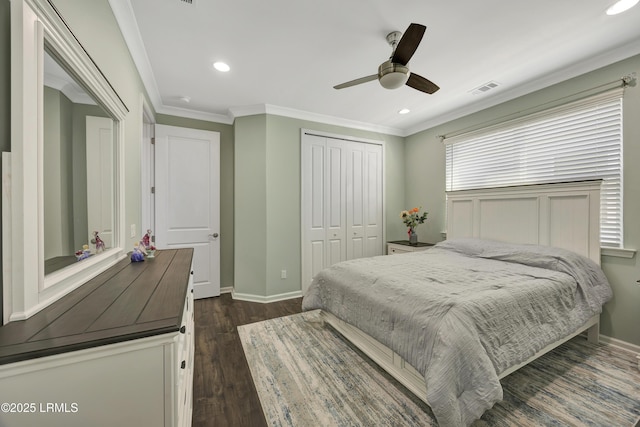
[42, 47, 115, 275]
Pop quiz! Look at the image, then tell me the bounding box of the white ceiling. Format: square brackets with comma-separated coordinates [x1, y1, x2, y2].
[109, 0, 640, 136]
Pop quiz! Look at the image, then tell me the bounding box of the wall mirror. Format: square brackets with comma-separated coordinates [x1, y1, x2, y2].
[43, 47, 116, 276]
[4, 0, 127, 323]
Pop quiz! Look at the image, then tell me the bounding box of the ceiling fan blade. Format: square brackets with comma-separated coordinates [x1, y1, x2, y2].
[391, 23, 426, 65]
[333, 74, 378, 90]
[406, 73, 440, 94]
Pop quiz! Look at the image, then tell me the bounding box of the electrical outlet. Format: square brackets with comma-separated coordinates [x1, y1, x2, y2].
[130, 224, 136, 238]
[281, 269, 287, 279]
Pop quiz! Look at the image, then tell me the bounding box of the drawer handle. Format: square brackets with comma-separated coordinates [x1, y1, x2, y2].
[180, 325, 186, 334]
[190, 271, 194, 275]
[181, 360, 186, 369]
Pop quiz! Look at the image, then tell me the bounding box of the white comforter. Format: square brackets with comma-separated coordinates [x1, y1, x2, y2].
[302, 238, 612, 427]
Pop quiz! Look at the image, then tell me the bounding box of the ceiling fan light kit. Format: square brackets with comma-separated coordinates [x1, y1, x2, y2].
[378, 60, 409, 89]
[334, 23, 440, 95]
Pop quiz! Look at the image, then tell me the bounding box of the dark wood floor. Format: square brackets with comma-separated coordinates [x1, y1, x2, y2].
[192, 293, 303, 427]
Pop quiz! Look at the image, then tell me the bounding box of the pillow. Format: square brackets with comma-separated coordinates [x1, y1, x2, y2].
[433, 238, 492, 256]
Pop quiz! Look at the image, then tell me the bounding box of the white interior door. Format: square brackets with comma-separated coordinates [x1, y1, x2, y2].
[302, 135, 328, 290]
[346, 141, 365, 260]
[364, 143, 383, 257]
[155, 124, 220, 299]
[301, 136, 348, 289]
[86, 116, 114, 249]
[325, 139, 347, 266]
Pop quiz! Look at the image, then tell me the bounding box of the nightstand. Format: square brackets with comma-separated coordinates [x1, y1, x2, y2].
[387, 240, 435, 254]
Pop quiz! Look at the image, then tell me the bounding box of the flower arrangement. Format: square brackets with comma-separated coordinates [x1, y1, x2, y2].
[400, 207, 428, 244]
[400, 207, 428, 230]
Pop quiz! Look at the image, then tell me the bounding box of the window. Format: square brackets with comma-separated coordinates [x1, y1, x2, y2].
[445, 89, 623, 247]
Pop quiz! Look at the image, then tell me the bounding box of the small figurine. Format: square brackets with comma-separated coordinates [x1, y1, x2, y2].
[142, 229, 152, 249]
[131, 246, 145, 262]
[76, 244, 91, 261]
[141, 229, 157, 257]
[91, 231, 106, 253]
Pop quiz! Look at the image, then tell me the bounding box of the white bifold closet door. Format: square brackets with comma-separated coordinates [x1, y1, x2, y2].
[301, 132, 384, 294]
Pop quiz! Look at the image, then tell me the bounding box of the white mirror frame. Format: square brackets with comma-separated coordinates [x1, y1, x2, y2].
[4, 0, 127, 322]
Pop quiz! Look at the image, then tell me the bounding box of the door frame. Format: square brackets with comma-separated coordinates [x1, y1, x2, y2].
[300, 128, 386, 295]
[140, 96, 155, 239]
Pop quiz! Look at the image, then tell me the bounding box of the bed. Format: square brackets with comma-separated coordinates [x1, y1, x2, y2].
[301, 181, 612, 427]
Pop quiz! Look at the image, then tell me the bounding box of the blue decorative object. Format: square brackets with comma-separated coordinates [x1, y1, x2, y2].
[76, 244, 91, 261]
[131, 247, 145, 262]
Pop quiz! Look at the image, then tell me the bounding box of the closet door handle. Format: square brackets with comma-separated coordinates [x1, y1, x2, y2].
[181, 360, 186, 369]
[180, 325, 186, 334]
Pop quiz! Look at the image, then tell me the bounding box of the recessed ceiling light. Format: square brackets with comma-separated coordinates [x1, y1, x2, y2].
[398, 108, 410, 115]
[606, 0, 639, 15]
[213, 61, 230, 72]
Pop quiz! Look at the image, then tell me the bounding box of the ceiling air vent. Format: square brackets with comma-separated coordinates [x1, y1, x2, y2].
[470, 81, 500, 95]
[179, 0, 195, 5]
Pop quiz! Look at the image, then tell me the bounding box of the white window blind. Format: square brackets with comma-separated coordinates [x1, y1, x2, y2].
[445, 89, 624, 247]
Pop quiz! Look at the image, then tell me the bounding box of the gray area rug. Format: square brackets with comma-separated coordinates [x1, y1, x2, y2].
[238, 311, 640, 426]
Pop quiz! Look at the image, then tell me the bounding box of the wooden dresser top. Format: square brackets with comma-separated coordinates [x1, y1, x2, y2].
[0, 248, 193, 365]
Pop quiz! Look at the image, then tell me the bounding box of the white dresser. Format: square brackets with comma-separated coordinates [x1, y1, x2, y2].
[387, 240, 434, 254]
[0, 249, 194, 427]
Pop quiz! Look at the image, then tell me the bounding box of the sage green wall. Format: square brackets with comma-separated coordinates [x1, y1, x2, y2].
[234, 115, 268, 296]
[234, 114, 406, 298]
[405, 54, 640, 346]
[156, 114, 235, 289]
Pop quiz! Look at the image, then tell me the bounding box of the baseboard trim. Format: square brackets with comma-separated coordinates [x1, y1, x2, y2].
[599, 334, 640, 370]
[220, 286, 233, 294]
[231, 289, 303, 304]
[600, 334, 640, 353]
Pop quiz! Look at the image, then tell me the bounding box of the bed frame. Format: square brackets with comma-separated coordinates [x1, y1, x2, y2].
[321, 180, 603, 405]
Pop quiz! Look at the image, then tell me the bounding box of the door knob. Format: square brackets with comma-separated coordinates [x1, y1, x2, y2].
[209, 233, 219, 238]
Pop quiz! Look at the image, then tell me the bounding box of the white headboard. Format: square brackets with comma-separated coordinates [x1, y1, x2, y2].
[446, 181, 601, 265]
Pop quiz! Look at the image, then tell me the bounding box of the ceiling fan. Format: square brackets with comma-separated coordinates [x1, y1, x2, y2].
[333, 23, 440, 94]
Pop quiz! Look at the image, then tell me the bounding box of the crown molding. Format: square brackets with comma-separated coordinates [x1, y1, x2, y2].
[229, 104, 405, 136]
[227, 104, 267, 118]
[265, 105, 405, 136]
[155, 105, 234, 124]
[43, 74, 96, 105]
